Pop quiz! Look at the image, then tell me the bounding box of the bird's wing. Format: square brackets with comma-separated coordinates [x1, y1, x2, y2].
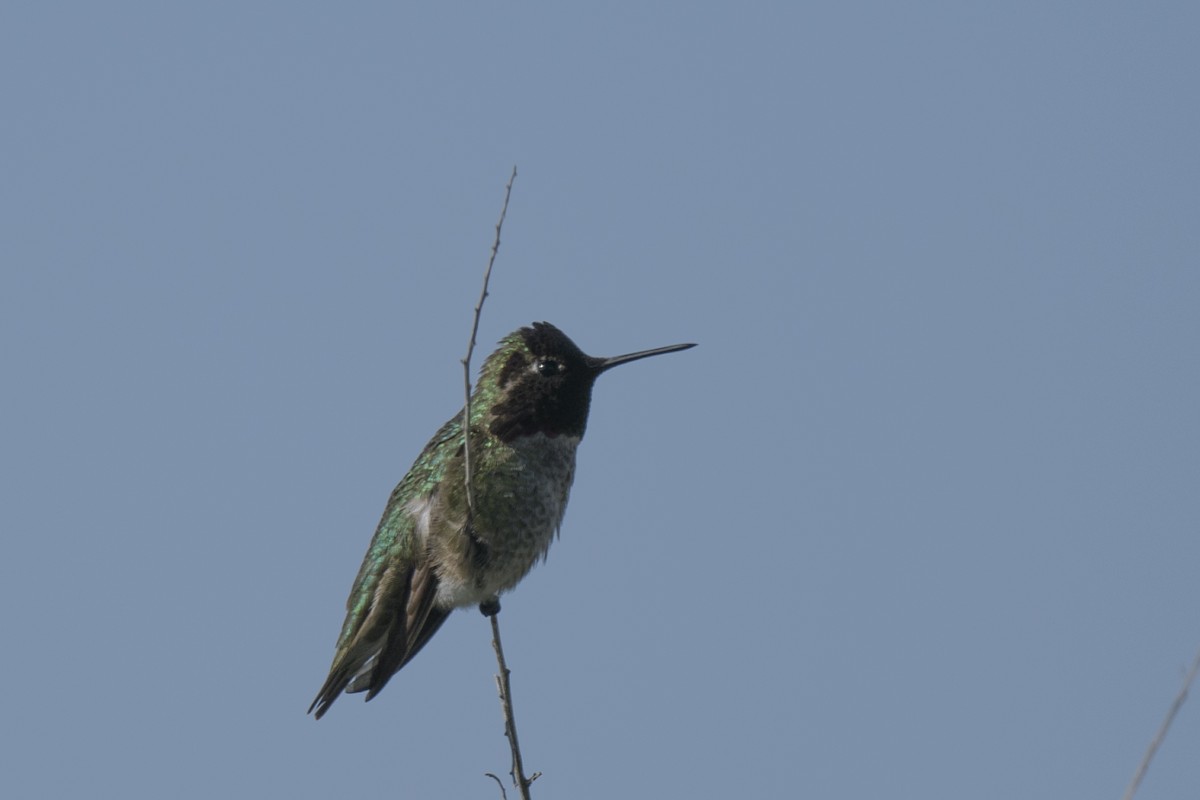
[308, 417, 462, 719]
[353, 556, 449, 697]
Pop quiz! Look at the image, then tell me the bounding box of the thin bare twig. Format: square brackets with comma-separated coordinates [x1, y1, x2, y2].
[1121, 646, 1200, 800]
[460, 167, 535, 798]
[490, 611, 539, 800]
[462, 165, 517, 517]
[484, 772, 508, 800]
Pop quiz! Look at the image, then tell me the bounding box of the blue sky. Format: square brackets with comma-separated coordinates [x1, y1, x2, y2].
[3, 3, 1198, 798]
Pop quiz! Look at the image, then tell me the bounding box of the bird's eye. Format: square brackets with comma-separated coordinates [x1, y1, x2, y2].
[536, 358, 562, 376]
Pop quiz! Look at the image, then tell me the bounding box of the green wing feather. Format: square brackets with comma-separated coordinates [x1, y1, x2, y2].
[309, 415, 464, 718]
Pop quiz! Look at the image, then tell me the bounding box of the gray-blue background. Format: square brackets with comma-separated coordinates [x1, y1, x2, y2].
[3, 4, 1197, 798]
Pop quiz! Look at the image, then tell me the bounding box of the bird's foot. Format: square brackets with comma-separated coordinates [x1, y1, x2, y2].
[479, 597, 501, 617]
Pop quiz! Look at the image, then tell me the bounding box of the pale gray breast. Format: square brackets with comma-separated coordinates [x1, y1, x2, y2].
[477, 433, 580, 592]
[433, 433, 580, 609]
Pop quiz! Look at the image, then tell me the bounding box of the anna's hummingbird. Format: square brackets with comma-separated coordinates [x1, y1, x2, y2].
[309, 322, 694, 718]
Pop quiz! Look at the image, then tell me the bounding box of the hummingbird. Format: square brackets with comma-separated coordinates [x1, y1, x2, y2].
[309, 321, 695, 718]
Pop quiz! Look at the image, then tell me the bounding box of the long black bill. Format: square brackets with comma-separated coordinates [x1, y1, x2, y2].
[592, 342, 696, 373]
